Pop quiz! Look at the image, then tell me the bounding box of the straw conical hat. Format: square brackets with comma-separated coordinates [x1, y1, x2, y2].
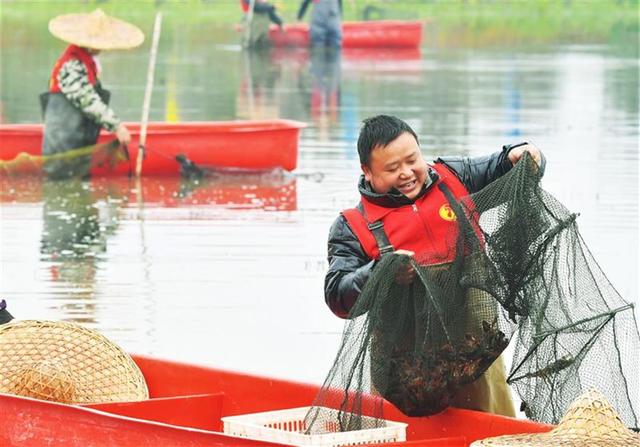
[0, 320, 148, 404]
[471, 389, 640, 447]
[49, 9, 144, 50]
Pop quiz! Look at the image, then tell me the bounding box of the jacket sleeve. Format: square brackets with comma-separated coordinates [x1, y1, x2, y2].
[57, 59, 120, 132]
[436, 143, 546, 193]
[325, 214, 375, 319]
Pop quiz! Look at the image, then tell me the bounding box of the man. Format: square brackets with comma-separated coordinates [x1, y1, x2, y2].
[324, 114, 543, 416]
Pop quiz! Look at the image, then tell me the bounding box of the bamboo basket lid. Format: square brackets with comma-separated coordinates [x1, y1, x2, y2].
[49, 9, 144, 50]
[471, 389, 640, 447]
[0, 320, 148, 404]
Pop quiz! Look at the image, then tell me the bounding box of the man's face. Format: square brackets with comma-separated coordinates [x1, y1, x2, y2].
[361, 131, 428, 200]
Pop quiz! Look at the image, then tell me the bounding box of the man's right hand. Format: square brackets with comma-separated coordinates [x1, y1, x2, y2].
[115, 123, 131, 146]
[394, 249, 416, 285]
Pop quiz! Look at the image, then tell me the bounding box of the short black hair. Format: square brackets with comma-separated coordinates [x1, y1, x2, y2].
[357, 115, 419, 165]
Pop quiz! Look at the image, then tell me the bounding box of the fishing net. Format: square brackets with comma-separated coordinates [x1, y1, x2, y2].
[0, 140, 128, 177]
[305, 153, 639, 433]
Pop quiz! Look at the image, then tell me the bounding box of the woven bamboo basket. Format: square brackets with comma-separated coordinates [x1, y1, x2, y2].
[471, 389, 640, 447]
[0, 320, 148, 404]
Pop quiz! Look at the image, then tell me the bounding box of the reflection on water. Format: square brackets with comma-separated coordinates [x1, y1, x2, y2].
[0, 31, 637, 386]
[309, 47, 341, 142]
[173, 170, 297, 211]
[237, 45, 343, 139]
[237, 49, 282, 120]
[40, 179, 123, 325]
[2, 171, 298, 211]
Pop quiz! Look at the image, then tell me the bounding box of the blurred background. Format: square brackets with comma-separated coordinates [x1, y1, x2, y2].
[0, 0, 637, 414]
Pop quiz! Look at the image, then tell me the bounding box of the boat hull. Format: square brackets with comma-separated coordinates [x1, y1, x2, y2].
[269, 21, 423, 48]
[0, 355, 552, 446]
[0, 120, 305, 175]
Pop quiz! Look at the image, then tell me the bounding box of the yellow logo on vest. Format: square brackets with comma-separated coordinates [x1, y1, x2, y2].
[439, 204, 456, 221]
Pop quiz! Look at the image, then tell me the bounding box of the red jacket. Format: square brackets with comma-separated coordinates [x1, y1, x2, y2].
[49, 45, 98, 93]
[342, 163, 471, 265]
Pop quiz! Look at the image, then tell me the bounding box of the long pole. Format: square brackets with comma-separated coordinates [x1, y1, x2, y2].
[135, 11, 163, 177]
[243, 0, 256, 49]
[243, 50, 255, 117]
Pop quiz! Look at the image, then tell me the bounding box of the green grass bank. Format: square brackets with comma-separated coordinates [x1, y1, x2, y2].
[1, 0, 638, 47]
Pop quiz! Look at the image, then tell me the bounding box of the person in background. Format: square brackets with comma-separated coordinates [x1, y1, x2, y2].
[240, 0, 284, 30]
[324, 115, 544, 416]
[297, 0, 342, 48]
[42, 9, 143, 179]
[240, 0, 284, 48]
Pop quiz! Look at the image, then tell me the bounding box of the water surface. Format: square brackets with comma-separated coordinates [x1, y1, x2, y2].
[0, 28, 637, 387]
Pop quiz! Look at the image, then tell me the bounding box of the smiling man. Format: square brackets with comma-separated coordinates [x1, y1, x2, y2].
[324, 114, 544, 416]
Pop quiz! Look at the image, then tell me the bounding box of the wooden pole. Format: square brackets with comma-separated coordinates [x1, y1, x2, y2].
[135, 11, 163, 177]
[243, 0, 256, 49]
[242, 50, 255, 118]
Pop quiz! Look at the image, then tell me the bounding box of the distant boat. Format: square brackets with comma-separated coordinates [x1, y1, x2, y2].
[269, 20, 423, 48]
[0, 355, 552, 447]
[0, 120, 306, 176]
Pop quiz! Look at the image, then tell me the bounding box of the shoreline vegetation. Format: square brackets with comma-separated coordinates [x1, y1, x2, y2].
[1, 0, 638, 48]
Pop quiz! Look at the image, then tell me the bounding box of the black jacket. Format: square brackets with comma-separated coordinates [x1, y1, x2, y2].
[324, 144, 546, 318]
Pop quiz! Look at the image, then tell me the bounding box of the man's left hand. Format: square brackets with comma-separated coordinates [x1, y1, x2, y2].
[507, 142, 541, 167]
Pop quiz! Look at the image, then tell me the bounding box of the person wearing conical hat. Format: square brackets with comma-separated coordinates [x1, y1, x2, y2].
[41, 9, 144, 178]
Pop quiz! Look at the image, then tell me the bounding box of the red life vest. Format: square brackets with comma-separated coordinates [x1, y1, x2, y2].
[342, 163, 473, 265]
[49, 45, 98, 93]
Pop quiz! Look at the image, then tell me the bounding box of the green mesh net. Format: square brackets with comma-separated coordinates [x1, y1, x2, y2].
[305, 153, 639, 433]
[0, 140, 127, 178]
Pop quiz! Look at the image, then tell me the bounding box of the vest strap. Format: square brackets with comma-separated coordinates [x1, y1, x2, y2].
[366, 220, 394, 257]
[437, 180, 483, 257]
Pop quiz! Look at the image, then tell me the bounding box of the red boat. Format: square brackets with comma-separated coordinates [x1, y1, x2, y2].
[0, 120, 306, 175]
[269, 20, 423, 48]
[0, 355, 552, 446]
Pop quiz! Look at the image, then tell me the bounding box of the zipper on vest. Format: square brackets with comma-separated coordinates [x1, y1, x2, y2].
[413, 201, 436, 253]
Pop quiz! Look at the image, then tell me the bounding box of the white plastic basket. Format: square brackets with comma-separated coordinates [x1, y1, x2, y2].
[222, 406, 407, 447]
